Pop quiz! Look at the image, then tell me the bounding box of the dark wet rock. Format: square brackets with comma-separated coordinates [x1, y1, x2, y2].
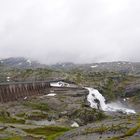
[0, 85, 138, 140]
[59, 111, 68, 118]
[57, 114, 138, 140]
[47, 113, 60, 121]
[0, 126, 7, 131]
[46, 97, 66, 111]
[0, 110, 10, 118]
[84, 102, 90, 107]
[125, 83, 140, 97]
[69, 108, 106, 125]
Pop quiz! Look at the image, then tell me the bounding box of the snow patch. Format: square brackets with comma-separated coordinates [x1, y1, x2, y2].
[47, 93, 56, 96]
[18, 62, 22, 65]
[6, 77, 10, 82]
[71, 122, 79, 127]
[27, 59, 32, 65]
[91, 65, 98, 68]
[24, 97, 27, 100]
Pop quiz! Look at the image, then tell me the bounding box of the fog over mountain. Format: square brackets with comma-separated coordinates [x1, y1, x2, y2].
[0, 0, 140, 64]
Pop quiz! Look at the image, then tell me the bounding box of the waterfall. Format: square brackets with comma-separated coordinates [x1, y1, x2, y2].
[50, 81, 136, 114]
[86, 87, 136, 114]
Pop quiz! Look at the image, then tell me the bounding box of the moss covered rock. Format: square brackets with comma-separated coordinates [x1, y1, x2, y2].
[25, 110, 48, 121]
[70, 108, 106, 125]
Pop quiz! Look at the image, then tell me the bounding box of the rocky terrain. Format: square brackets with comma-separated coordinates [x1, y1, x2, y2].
[0, 57, 46, 69]
[0, 85, 139, 140]
[0, 57, 140, 139]
[0, 87, 106, 139]
[1, 57, 140, 74]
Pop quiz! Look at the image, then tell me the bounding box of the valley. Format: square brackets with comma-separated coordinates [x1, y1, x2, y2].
[0, 58, 140, 139]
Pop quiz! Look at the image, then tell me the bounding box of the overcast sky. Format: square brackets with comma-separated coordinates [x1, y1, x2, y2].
[0, 0, 140, 64]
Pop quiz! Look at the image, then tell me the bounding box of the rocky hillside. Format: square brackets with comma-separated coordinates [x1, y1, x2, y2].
[0, 57, 140, 139]
[50, 61, 140, 74]
[1, 57, 140, 74]
[0, 57, 46, 69]
[0, 59, 140, 104]
[0, 84, 139, 140]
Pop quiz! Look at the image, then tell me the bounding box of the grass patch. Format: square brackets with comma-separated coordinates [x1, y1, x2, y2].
[0, 110, 25, 124]
[0, 136, 22, 140]
[25, 111, 48, 120]
[122, 123, 140, 137]
[106, 123, 140, 140]
[85, 124, 128, 135]
[23, 126, 71, 140]
[16, 113, 25, 118]
[106, 137, 120, 140]
[47, 132, 68, 140]
[0, 116, 25, 124]
[23, 101, 49, 111]
[85, 125, 107, 134]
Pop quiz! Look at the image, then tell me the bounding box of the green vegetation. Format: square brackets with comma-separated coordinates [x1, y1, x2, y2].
[131, 92, 140, 104]
[0, 135, 45, 140]
[1, 65, 139, 102]
[85, 123, 127, 135]
[16, 113, 25, 118]
[23, 101, 49, 111]
[0, 136, 22, 140]
[106, 137, 120, 140]
[0, 110, 25, 124]
[106, 123, 140, 140]
[0, 116, 25, 124]
[71, 108, 107, 125]
[25, 111, 48, 120]
[85, 125, 107, 134]
[123, 123, 140, 137]
[66, 69, 138, 101]
[0, 64, 140, 140]
[23, 126, 71, 140]
[0, 67, 67, 82]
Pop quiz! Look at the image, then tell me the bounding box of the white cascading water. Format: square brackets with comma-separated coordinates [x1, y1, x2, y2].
[86, 87, 136, 114]
[50, 81, 136, 114]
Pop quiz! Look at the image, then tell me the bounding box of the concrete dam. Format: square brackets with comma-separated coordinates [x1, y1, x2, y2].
[0, 81, 50, 103]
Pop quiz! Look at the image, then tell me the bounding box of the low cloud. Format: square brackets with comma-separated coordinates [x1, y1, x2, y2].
[0, 0, 140, 64]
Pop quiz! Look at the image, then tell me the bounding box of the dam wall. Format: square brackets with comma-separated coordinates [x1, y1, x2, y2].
[0, 81, 50, 103]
